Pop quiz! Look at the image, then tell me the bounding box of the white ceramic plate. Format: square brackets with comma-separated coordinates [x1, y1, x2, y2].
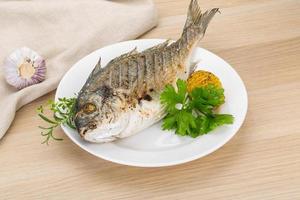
[55, 39, 248, 167]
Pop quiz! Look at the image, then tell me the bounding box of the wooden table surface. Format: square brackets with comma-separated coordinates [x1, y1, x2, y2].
[1, 0, 300, 199]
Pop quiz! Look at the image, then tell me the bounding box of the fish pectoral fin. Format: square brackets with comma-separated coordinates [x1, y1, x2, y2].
[189, 58, 201, 75]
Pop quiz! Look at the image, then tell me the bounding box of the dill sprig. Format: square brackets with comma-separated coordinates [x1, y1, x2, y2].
[37, 97, 77, 145]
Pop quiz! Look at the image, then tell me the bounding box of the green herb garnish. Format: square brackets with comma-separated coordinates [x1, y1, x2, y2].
[160, 79, 234, 137]
[37, 97, 77, 145]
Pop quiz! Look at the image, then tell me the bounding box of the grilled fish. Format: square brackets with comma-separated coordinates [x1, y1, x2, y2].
[74, 0, 219, 143]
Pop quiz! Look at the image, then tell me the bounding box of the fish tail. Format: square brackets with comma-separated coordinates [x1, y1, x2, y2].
[180, 0, 219, 48]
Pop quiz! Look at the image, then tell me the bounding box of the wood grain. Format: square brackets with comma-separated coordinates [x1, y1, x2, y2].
[1, 0, 300, 199]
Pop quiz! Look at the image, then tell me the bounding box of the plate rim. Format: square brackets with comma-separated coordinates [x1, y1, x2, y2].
[55, 39, 248, 167]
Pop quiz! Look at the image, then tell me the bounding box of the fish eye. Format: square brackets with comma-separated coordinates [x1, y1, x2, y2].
[83, 103, 96, 114]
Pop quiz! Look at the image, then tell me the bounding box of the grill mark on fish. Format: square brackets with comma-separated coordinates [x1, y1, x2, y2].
[126, 61, 130, 89]
[136, 55, 145, 96]
[156, 52, 163, 88]
[161, 51, 165, 67]
[108, 68, 112, 87]
[151, 52, 156, 88]
[118, 64, 122, 87]
[120, 64, 125, 88]
[128, 59, 138, 90]
[111, 65, 119, 88]
[169, 46, 175, 63]
[166, 49, 172, 73]
[145, 53, 151, 86]
[142, 54, 147, 82]
[155, 52, 161, 85]
[150, 52, 155, 86]
[184, 30, 188, 44]
[160, 52, 166, 79]
[135, 59, 139, 91]
[141, 54, 147, 91]
[121, 61, 129, 89]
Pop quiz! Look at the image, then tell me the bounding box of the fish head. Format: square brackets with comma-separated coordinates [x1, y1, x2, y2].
[74, 85, 130, 142]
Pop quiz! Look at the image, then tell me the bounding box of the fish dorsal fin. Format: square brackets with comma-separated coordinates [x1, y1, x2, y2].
[143, 40, 170, 53]
[92, 57, 102, 75]
[86, 57, 103, 81]
[108, 47, 138, 65]
[78, 57, 102, 96]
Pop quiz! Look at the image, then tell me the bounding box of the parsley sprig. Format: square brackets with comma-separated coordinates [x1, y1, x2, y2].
[37, 97, 77, 145]
[160, 79, 234, 137]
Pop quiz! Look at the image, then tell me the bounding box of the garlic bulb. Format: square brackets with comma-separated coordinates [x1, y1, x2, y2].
[3, 47, 46, 90]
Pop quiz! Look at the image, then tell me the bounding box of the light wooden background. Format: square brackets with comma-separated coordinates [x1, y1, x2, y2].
[1, 0, 300, 199]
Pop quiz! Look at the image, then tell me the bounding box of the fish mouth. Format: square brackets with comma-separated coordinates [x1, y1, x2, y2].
[76, 121, 95, 137]
[82, 126, 121, 143]
[76, 121, 121, 142]
[78, 127, 89, 137]
[80, 115, 129, 143]
[74, 115, 98, 137]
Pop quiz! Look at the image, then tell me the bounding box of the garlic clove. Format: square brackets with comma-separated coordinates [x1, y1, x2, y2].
[3, 47, 46, 90]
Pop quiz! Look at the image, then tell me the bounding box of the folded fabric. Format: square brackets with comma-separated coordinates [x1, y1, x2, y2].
[0, 0, 157, 139]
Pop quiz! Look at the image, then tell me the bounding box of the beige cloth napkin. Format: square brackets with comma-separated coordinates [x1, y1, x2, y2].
[0, 0, 157, 139]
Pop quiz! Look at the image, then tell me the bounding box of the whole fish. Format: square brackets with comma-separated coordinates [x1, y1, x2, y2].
[74, 0, 219, 143]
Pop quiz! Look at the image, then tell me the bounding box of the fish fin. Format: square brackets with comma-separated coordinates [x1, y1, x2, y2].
[108, 47, 138, 65]
[92, 57, 102, 76]
[183, 0, 219, 35]
[78, 57, 103, 96]
[153, 39, 170, 49]
[143, 40, 170, 53]
[86, 57, 103, 81]
[128, 47, 138, 55]
[117, 47, 138, 60]
[118, 47, 138, 61]
[189, 58, 201, 75]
